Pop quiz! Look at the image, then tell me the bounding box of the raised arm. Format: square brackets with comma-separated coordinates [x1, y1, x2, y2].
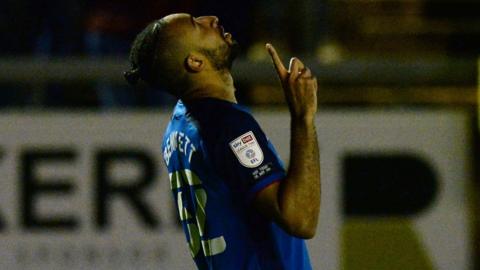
[253, 44, 321, 239]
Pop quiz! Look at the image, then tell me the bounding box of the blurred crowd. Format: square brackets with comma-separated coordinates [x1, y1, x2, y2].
[1, 0, 331, 56]
[0, 0, 331, 109]
[1, 0, 479, 109]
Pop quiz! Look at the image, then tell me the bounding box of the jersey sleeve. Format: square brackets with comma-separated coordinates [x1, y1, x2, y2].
[218, 111, 286, 203]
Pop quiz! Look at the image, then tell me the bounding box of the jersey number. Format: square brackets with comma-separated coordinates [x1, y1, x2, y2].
[169, 170, 227, 258]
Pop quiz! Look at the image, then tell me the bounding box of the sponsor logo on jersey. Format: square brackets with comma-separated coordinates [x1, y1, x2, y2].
[242, 135, 253, 144]
[229, 131, 264, 168]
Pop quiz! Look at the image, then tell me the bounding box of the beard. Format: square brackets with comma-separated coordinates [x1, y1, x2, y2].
[201, 40, 240, 71]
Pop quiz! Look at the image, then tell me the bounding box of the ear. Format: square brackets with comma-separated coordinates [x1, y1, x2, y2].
[185, 53, 205, 73]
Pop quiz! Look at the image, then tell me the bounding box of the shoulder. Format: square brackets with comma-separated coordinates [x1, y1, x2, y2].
[220, 104, 261, 131]
[219, 107, 271, 159]
[184, 99, 264, 142]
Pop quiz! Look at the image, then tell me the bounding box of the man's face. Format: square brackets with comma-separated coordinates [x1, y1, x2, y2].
[165, 13, 240, 70]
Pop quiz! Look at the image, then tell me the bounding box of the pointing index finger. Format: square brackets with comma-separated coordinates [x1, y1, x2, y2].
[266, 43, 287, 77]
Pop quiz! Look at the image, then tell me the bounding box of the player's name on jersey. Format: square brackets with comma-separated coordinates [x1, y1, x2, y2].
[163, 131, 197, 166]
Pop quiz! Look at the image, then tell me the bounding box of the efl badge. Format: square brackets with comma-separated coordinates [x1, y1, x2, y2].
[229, 131, 264, 168]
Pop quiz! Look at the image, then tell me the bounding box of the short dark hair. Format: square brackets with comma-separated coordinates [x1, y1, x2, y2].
[124, 19, 167, 87]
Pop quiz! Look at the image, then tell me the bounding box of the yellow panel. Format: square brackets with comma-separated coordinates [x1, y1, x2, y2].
[341, 218, 434, 270]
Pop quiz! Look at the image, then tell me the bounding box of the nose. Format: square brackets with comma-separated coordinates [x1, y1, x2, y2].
[197, 16, 219, 27]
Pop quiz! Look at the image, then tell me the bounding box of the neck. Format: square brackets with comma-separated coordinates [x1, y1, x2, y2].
[182, 72, 237, 103]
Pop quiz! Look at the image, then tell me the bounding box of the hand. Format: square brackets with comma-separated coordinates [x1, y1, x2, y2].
[266, 43, 318, 122]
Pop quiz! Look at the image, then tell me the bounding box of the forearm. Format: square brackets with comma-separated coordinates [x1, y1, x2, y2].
[263, 43, 320, 238]
[278, 116, 321, 237]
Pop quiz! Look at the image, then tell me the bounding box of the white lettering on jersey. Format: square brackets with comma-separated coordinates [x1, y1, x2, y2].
[163, 132, 197, 166]
[229, 131, 264, 168]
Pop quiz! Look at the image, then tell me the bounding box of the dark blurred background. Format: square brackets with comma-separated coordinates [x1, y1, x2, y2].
[0, 0, 478, 109]
[0, 1, 479, 269]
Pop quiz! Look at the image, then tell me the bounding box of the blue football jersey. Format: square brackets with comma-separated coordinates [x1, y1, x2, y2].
[162, 98, 312, 270]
